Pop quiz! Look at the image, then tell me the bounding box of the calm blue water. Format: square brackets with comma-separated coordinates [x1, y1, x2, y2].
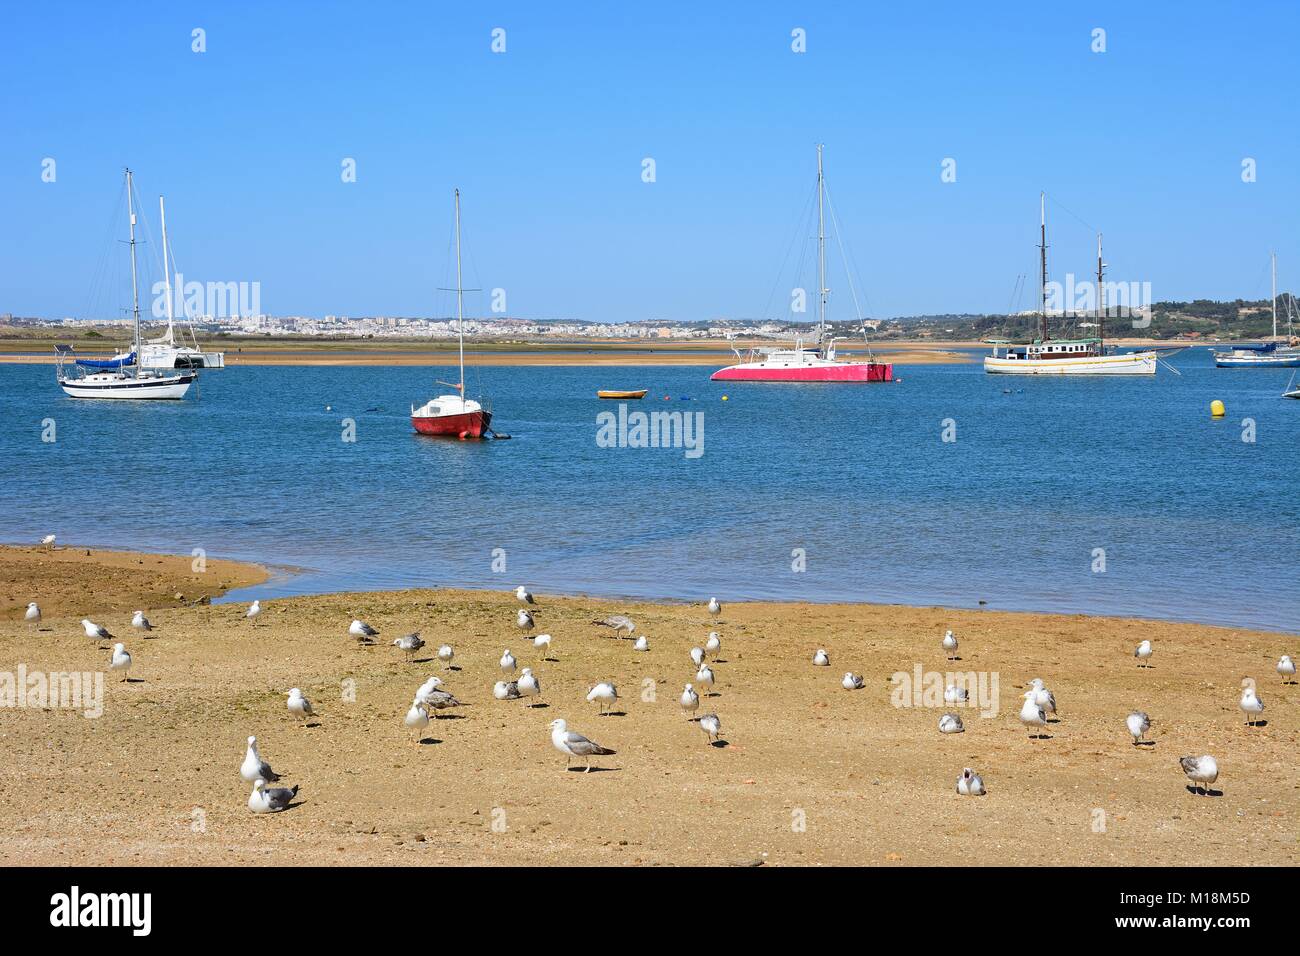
[2, 348, 1297, 632]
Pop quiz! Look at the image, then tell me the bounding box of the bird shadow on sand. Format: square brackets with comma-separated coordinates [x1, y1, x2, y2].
[1028, 732, 1053, 740]
[433, 714, 466, 721]
[1186, 785, 1222, 798]
[566, 765, 620, 773]
[525, 702, 550, 710]
[1047, 717, 1062, 724]
[597, 710, 627, 718]
[1246, 720, 1268, 728]
[418, 737, 443, 746]
[709, 740, 730, 749]
[303, 721, 322, 729]
[410, 656, 434, 665]
[1134, 740, 1155, 748]
[123, 677, 146, 684]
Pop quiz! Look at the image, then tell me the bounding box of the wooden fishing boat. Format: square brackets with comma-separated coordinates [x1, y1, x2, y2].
[596, 389, 648, 400]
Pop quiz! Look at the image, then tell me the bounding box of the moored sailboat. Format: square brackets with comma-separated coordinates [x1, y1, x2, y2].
[1213, 253, 1300, 368]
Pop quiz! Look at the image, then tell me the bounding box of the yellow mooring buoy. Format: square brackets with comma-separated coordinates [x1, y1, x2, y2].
[1210, 399, 1225, 418]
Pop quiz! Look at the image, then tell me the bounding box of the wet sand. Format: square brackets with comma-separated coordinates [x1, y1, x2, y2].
[0, 545, 1294, 866]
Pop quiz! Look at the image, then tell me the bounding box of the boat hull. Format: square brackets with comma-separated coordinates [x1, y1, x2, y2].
[597, 390, 648, 399]
[710, 362, 893, 382]
[59, 373, 195, 399]
[983, 352, 1156, 375]
[411, 409, 492, 438]
[1214, 355, 1300, 368]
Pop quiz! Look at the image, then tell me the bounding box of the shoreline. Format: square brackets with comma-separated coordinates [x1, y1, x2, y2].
[2, 543, 1293, 866]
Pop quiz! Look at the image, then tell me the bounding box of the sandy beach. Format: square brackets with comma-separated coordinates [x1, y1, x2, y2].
[0, 544, 1294, 866]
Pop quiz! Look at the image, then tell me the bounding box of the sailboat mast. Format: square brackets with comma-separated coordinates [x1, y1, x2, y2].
[817, 144, 827, 346]
[1271, 251, 1277, 340]
[160, 195, 175, 339]
[455, 188, 464, 396]
[1039, 191, 1048, 343]
[1096, 232, 1105, 351]
[126, 169, 141, 373]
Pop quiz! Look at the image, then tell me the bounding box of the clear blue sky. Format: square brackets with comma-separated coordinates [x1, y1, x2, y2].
[2, 1, 1297, 322]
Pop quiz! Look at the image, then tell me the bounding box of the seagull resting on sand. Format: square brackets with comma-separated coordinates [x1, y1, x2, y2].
[813, 649, 829, 666]
[633, 635, 649, 651]
[1126, 711, 1151, 745]
[944, 683, 968, 704]
[494, 680, 521, 701]
[956, 768, 986, 796]
[248, 779, 298, 813]
[586, 681, 618, 714]
[938, 713, 964, 734]
[842, 672, 864, 691]
[500, 649, 517, 673]
[516, 609, 534, 632]
[1179, 755, 1218, 795]
[240, 736, 281, 783]
[350, 619, 379, 642]
[550, 718, 615, 772]
[287, 688, 313, 721]
[131, 610, 154, 632]
[516, 585, 535, 605]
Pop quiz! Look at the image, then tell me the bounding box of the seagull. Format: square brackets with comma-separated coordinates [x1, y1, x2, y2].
[1126, 711, 1151, 745]
[842, 672, 864, 691]
[586, 681, 618, 714]
[1027, 678, 1057, 718]
[437, 645, 455, 669]
[707, 597, 722, 616]
[516, 585, 535, 605]
[632, 635, 649, 651]
[938, 713, 964, 734]
[680, 683, 699, 718]
[698, 713, 722, 745]
[404, 699, 430, 739]
[956, 768, 986, 796]
[287, 688, 313, 721]
[516, 609, 534, 632]
[350, 619, 379, 642]
[517, 667, 542, 705]
[245, 600, 261, 624]
[705, 632, 721, 657]
[248, 779, 299, 814]
[1277, 655, 1296, 683]
[416, 675, 444, 698]
[1239, 685, 1265, 727]
[240, 736, 281, 783]
[1135, 640, 1152, 667]
[500, 649, 517, 673]
[593, 615, 634, 636]
[81, 619, 113, 645]
[109, 643, 132, 681]
[419, 688, 463, 713]
[549, 718, 615, 772]
[690, 646, 705, 667]
[813, 649, 829, 666]
[392, 632, 425, 660]
[695, 664, 715, 696]
[944, 683, 968, 705]
[131, 610, 154, 633]
[41, 533, 56, 548]
[494, 680, 521, 701]
[533, 633, 552, 658]
[24, 602, 40, 626]
[942, 629, 958, 660]
[1179, 755, 1219, 796]
[1020, 691, 1049, 738]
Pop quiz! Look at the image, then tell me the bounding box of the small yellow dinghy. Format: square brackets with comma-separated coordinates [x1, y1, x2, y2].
[597, 389, 648, 400]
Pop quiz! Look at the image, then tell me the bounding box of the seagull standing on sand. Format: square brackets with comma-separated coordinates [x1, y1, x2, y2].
[633, 635, 649, 651]
[707, 597, 722, 617]
[516, 585, 535, 605]
[287, 688, 313, 722]
[533, 633, 552, 659]
[698, 713, 722, 746]
[842, 672, 864, 691]
[1239, 685, 1265, 726]
[1020, 692, 1049, 739]
[517, 667, 542, 705]
[1277, 655, 1296, 683]
[246, 600, 261, 625]
[109, 643, 132, 681]
[1179, 755, 1218, 795]
[437, 645, 455, 669]
[690, 646, 705, 667]
[1027, 678, 1057, 718]
[240, 736, 281, 783]
[695, 664, 715, 696]
[680, 683, 699, 718]
[942, 630, 958, 661]
[393, 632, 425, 660]
[1126, 711, 1151, 745]
[404, 699, 430, 739]
[81, 619, 114, 646]
[956, 768, 986, 796]
[131, 610, 154, 633]
[24, 602, 40, 627]
[813, 649, 829, 666]
[705, 632, 721, 658]
[1135, 640, 1152, 667]
[350, 619, 379, 642]
[549, 718, 615, 772]
[587, 681, 618, 714]
[41, 534, 56, 548]
[248, 779, 299, 814]
[500, 649, 517, 673]
[517, 609, 534, 632]
[939, 713, 964, 734]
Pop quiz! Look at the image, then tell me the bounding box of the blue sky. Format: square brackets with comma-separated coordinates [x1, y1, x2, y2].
[2, 1, 1297, 322]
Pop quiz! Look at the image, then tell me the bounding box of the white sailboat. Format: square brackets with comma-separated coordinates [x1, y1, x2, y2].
[56, 169, 196, 399]
[984, 194, 1158, 375]
[1213, 253, 1300, 368]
